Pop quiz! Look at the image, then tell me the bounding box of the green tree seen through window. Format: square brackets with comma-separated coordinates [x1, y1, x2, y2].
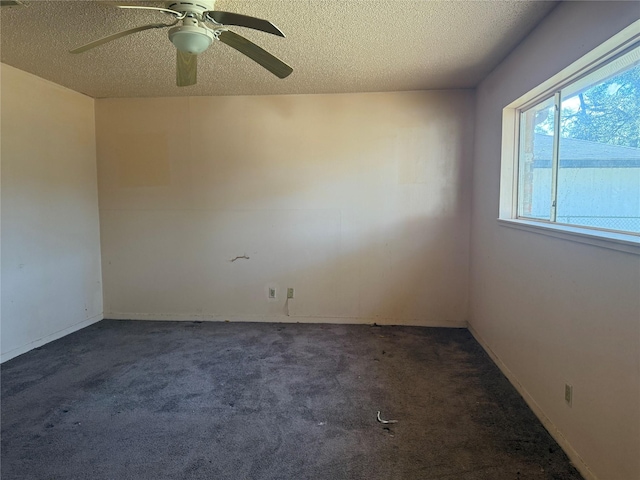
[534, 63, 640, 148]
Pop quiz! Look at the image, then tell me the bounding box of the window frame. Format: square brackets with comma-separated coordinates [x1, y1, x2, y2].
[499, 20, 640, 255]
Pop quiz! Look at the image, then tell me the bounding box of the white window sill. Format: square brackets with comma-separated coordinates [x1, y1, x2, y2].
[497, 218, 640, 255]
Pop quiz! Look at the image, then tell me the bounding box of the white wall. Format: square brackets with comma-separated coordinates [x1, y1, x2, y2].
[1, 64, 103, 362]
[469, 3, 640, 480]
[96, 91, 474, 326]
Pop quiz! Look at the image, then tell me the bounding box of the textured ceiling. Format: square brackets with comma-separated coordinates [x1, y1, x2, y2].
[0, 0, 558, 98]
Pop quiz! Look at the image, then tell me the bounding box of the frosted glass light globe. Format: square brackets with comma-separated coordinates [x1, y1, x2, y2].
[169, 26, 214, 54]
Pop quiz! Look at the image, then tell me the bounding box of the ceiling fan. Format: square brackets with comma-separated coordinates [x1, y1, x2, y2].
[68, 1, 293, 87]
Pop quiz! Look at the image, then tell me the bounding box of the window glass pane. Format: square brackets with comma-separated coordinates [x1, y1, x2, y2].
[518, 97, 555, 220]
[557, 52, 640, 234]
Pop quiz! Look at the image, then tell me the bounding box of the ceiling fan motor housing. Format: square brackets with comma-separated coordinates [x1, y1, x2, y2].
[166, 1, 215, 16]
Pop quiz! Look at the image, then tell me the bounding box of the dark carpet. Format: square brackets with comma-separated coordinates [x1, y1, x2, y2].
[1, 320, 582, 480]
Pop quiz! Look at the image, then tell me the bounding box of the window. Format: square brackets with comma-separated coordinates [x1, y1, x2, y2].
[516, 45, 640, 235]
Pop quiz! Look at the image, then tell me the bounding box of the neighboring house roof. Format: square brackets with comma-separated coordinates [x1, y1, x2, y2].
[532, 133, 640, 168]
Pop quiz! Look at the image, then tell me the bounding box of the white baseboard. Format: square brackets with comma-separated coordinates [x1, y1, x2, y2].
[1, 313, 104, 363]
[104, 312, 466, 328]
[467, 323, 597, 480]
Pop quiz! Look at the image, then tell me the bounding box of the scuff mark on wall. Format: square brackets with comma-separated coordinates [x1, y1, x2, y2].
[230, 255, 250, 262]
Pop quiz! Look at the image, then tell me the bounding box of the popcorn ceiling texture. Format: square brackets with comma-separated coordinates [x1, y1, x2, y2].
[0, 1, 557, 98]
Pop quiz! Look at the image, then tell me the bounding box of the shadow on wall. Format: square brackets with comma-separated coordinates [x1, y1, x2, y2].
[100, 212, 469, 326]
[97, 91, 474, 326]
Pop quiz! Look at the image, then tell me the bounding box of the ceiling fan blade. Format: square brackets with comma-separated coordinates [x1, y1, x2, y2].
[206, 11, 285, 37]
[69, 23, 170, 54]
[218, 30, 292, 79]
[176, 50, 197, 87]
[113, 5, 182, 17]
[0, 0, 26, 7]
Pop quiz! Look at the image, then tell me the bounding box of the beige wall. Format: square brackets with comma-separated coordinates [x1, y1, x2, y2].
[96, 91, 474, 325]
[469, 3, 640, 480]
[1, 64, 103, 362]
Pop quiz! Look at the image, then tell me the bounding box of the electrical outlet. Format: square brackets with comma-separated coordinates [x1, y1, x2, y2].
[565, 383, 573, 407]
[287, 288, 294, 299]
[269, 288, 276, 299]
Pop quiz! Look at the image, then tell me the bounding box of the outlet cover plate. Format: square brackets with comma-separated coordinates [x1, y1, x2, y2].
[287, 288, 294, 299]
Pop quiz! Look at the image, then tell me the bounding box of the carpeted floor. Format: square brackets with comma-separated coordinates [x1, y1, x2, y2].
[1, 320, 582, 480]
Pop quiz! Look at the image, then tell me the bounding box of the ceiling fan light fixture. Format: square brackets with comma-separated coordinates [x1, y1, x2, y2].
[169, 25, 214, 54]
